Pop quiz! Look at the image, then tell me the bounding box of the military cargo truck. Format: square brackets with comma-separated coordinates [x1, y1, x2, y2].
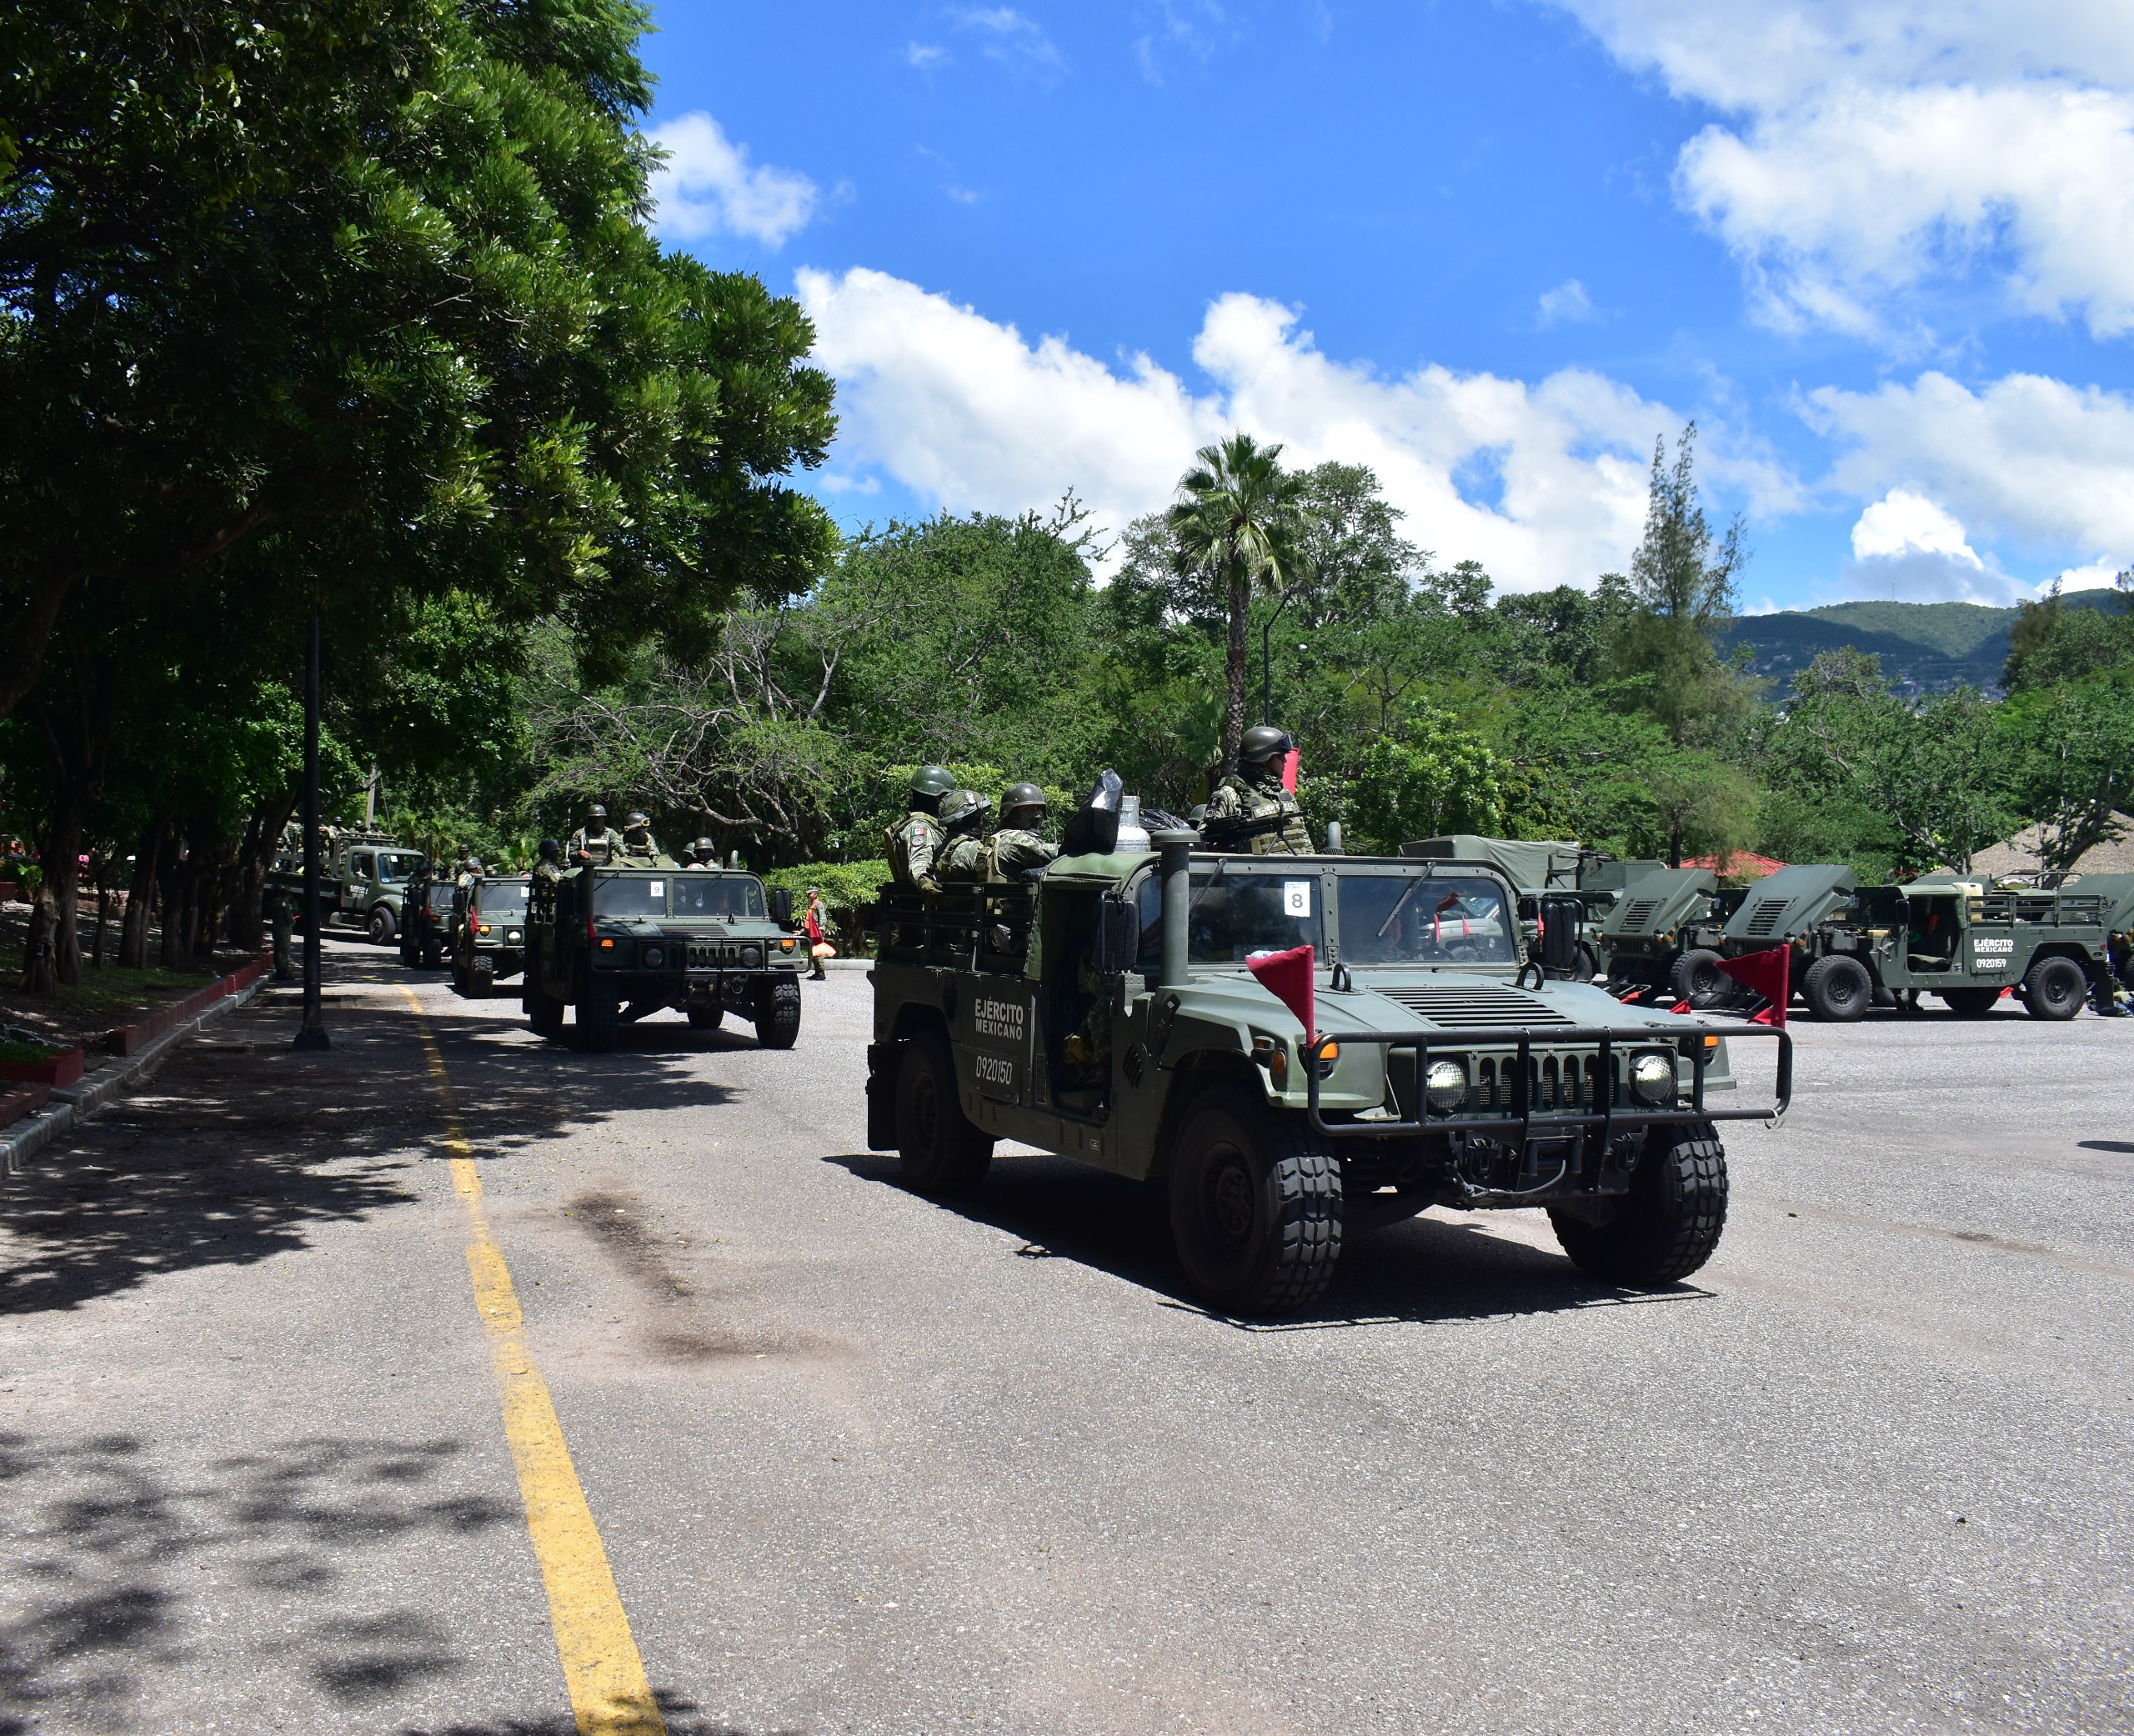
[453, 874, 531, 996]
[1765, 870, 2134, 1021]
[398, 867, 458, 968]
[523, 864, 804, 1050]
[869, 835, 1790, 1315]
[267, 827, 422, 944]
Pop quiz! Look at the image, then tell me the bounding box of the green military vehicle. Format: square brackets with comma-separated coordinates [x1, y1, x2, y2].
[453, 874, 531, 997]
[523, 863, 805, 1050]
[398, 865, 458, 968]
[1593, 868, 1746, 1006]
[268, 826, 422, 944]
[869, 832, 1789, 1314]
[1728, 866, 2134, 1022]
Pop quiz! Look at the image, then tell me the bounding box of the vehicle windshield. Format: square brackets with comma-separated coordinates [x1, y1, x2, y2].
[475, 881, 528, 919]
[1337, 873, 1516, 966]
[589, 873, 765, 919]
[1137, 865, 1325, 968]
[377, 852, 422, 883]
[591, 874, 671, 918]
[426, 884, 454, 913]
[670, 874, 766, 919]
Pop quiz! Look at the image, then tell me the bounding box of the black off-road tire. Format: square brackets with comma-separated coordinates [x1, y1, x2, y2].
[1802, 953, 1873, 1023]
[421, 939, 443, 969]
[527, 978, 565, 1039]
[2021, 955, 2088, 1022]
[574, 978, 620, 1052]
[687, 1006, 724, 1030]
[367, 905, 397, 947]
[1670, 948, 1733, 1008]
[1940, 986, 2001, 1017]
[1168, 1088, 1342, 1315]
[1550, 1121, 1727, 1288]
[469, 958, 495, 998]
[754, 977, 803, 1050]
[895, 1028, 993, 1193]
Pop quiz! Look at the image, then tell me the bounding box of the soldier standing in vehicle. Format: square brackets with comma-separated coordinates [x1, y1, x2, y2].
[568, 805, 615, 866]
[684, 837, 718, 868]
[1202, 725, 1315, 855]
[934, 791, 994, 882]
[888, 766, 955, 889]
[453, 843, 483, 891]
[989, 783, 1059, 881]
[616, 811, 668, 866]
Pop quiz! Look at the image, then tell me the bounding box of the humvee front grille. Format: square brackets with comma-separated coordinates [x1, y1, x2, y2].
[1620, 898, 1659, 928]
[1377, 984, 1575, 1028]
[1745, 899, 1787, 938]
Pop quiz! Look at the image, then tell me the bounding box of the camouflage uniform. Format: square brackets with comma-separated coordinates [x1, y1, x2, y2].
[1059, 950, 1113, 1086]
[934, 791, 993, 883]
[568, 825, 617, 865]
[615, 813, 668, 867]
[270, 894, 294, 979]
[987, 828, 1058, 881]
[1203, 730, 1315, 855]
[887, 766, 957, 889]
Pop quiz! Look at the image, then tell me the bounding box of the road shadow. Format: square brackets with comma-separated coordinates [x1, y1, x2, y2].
[824, 1152, 1706, 1331]
[403, 1707, 793, 1736]
[2077, 1140, 2134, 1154]
[0, 1428, 521, 1733]
[1, 949, 737, 1318]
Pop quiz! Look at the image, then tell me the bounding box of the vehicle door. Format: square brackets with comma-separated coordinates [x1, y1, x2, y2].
[1903, 892, 1964, 973]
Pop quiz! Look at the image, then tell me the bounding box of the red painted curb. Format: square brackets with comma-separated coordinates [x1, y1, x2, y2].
[0, 1083, 51, 1131]
[103, 955, 272, 1055]
[0, 1048, 84, 1088]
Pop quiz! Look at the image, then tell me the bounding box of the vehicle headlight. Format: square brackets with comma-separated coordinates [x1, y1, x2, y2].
[1629, 1051, 1677, 1105]
[506, 929, 522, 943]
[641, 945, 664, 968]
[740, 945, 762, 968]
[1424, 1058, 1469, 1113]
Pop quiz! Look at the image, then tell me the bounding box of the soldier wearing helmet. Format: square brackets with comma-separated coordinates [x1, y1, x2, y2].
[616, 809, 669, 867]
[684, 836, 719, 868]
[933, 790, 994, 883]
[888, 765, 955, 889]
[1202, 726, 1315, 855]
[567, 803, 614, 867]
[989, 782, 1058, 882]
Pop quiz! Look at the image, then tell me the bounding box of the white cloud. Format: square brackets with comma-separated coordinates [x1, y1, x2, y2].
[1549, 2, 2134, 337]
[646, 113, 819, 248]
[954, 8, 1066, 80]
[2049, 558, 2131, 593]
[1536, 278, 1600, 328]
[1806, 370, 2134, 557]
[795, 268, 1743, 589]
[904, 42, 949, 69]
[1850, 489, 1981, 565]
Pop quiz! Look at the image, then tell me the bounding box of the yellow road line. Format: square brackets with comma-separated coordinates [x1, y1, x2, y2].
[400, 988, 667, 1736]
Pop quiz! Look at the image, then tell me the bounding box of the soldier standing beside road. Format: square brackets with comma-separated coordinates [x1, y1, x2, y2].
[269, 891, 294, 981]
[934, 791, 994, 883]
[568, 804, 615, 866]
[887, 766, 955, 889]
[1201, 725, 1315, 855]
[988, 783, 1059, 882]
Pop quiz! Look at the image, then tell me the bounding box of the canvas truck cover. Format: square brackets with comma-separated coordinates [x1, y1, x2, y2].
[1724, 863, 1857, 945]
[1400, 835, 1582, 893]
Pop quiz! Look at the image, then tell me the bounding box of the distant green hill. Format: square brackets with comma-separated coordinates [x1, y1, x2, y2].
[1716, 592, 2121, 694]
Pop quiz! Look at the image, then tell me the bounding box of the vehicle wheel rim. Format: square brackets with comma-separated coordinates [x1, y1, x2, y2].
[1205, 1147, 1255, 1243]
[913, 1073, 939, 1151]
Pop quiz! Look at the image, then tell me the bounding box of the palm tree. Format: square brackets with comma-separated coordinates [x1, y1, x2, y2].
[1166, 432, 1307, 773]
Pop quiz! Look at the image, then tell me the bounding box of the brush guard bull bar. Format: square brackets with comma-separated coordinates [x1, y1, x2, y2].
[1302, 1022, 1792, 1149]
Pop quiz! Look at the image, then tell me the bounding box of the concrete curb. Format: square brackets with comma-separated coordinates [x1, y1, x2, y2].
[1, 973, 273, 1180]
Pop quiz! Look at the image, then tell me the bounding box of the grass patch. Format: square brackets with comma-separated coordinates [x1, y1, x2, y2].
[0, 1038, 62, 1062]
[45, 966, 215, 1019]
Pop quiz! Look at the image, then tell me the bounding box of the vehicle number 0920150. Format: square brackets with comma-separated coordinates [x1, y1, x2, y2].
[972, 1052, 1018, 1100]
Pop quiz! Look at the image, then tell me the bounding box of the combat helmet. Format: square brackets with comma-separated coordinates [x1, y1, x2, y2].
[909, 764, 955, 806]
[1000, 782, 1047, 824]
[938, 788, 992, 833]
[584, 803, 609, 824]
[1239, 725, 1294, 768]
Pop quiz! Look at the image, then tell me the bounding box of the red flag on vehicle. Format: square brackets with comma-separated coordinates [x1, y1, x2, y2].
[1717, 945, 1789, 1027]
[1281, 748, 1300, 792]
[1246, 943, 1315, 1040]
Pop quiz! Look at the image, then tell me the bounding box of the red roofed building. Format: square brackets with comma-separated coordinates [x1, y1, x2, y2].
[1681, 849, 1788, 883]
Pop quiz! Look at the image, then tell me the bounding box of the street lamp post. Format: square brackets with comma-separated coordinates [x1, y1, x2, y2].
[293, 608, 330, 1051]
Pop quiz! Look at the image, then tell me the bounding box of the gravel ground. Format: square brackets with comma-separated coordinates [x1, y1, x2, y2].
[1, 943, 2129, 1735]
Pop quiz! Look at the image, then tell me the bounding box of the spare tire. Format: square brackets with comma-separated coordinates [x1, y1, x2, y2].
[1802, 953, 1872, 1023]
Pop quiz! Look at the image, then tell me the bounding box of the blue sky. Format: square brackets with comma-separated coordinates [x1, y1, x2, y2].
[639, 2, 2134, 612]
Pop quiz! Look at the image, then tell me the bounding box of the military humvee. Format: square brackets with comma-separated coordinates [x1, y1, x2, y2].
[399, 867, 458, 968]
[1737, 868, 2134, 1021]
[869, 833, 1790, 1314]
[523, 863, 804, 1050]
[1594, 867, 1740, 1005]
[453, 874, 531, 997]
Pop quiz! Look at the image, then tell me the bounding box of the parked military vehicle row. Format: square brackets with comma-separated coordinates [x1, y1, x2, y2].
[266, 827, 423, 944]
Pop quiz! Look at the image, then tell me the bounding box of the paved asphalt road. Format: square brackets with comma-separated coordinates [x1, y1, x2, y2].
[3, 942, 2131, 1735]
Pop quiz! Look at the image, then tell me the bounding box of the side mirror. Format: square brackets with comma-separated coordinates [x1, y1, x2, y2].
[1539, 893, 1584, 975]
[1092, 893, 1140, 977]
[772, 887, 793, 928]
